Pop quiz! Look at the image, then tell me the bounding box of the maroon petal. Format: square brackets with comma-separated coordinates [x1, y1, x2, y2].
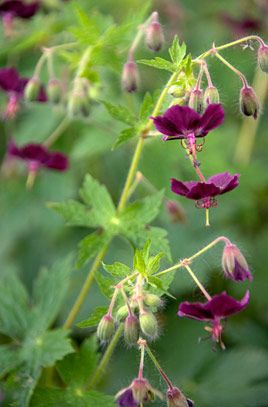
[198, 104, 224, 136]
[208, 172, 240, 194]
[19, 144, 50, 162]
[45, 152, 69, 171]
[178, 290, 250, 321]
[117, 389, 137, 407]
[151, 115, 182, 138]
[171, 179, 193, 197]
[171, 178, 220, 200]
[0, 67, 20, 92]
[0, 0, 39, 18]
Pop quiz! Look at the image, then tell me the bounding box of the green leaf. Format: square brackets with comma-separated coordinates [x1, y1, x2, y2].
[133, 248, 146, 275]
[0, 345, 21, 378]
[77, 307, 108, 328]
[95, 271, 115, 298]
[168, 36, 186, 65]
[47, 200, 99, 228]
[103, 262, 132, 278]
[101, 100, 136, 126]
[147, 252, 165, 275]
[139, 92, 154, 123]
[57, 336, 99, 386]
[70, 5, 100, 44]
[21, 329, 73, 371]
[31, 256, 73, 332]
[31, 388, 116, 407]
[0, 270, 29, 339]
[79, 174, 116, 227]
[76, 230, 111, 268]
[147, 275, 175, 298]
[112, 127, 137, 149]
[138, 57, 175, 72]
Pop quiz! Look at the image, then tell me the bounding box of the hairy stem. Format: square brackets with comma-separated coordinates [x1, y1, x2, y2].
[184, 264, 212, 301]
[43, 116, 70, 148]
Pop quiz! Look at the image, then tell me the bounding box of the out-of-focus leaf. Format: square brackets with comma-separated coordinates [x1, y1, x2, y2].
[77, 307, 108, 328]
[47, 200, 99, 228]
[101, 101, 136, 126]
[112, 127, 137, 149]
[76, 231, 111, 268]
[0, 345, 21, 379]
[103, 262, 132, 278]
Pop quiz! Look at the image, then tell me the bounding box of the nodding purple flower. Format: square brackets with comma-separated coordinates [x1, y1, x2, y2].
[0, 0, 39, 37]
[151, 104, 224, 141]
[7, 141, 68, 172]
[178, 290, 250, 348]
[220, 13, 263, 39]
[0, 67, 46, 118]
[222, 243, 253, 282]
[171, 172, 239, 209]
[116, 378, 163, 407]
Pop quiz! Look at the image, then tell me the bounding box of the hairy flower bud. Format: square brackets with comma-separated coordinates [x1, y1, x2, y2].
[239, 85, 259, 119]
[139, 311, 158, 339]
[47, 79, 62, 104]
[144, 293, 163, 308]
[167, 387, 194, 407]
[132, 378, 155, 403]
[124, 314, 139, 346]
[116, 305, 129, 321]
[258, 43, 268, 73]
[122, 61, 139, 93]
[188, 89, 204, 113]
[204, 85, 220, 105]
[222, 243, 253, 282]
[24, 77, 40, 101]
[145, 12, 164, 52]
[97, 314, 115, 342]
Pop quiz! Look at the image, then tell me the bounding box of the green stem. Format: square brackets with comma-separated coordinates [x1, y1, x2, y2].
[33, 53, 47, 78]
[88, 324, 124, 388]
[145, 344, 173, 389]
[214, 52, 247, 85]
[43, 117, 70, 148]
[63, 245, 108, 329]
[184, 264, 212, 301]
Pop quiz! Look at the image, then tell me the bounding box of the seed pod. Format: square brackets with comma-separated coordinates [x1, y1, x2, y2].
[97, 314, 115, 342]
[258, 43, 268, 73]
[204, 85, 220, 105]
[239, 85, 259, 119]
[139, 311, 158, 339]
[121, 61, 139, 93]
[188, 89, 204, 113]
[24, 77, 40, 102]
[47, 79, 62, 104]
[145, 13, 164, 52]
[124, 314, 139, 345]
[222, 243, 253, 282]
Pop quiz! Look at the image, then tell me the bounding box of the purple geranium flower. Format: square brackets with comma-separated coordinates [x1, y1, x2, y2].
[0, 67, 46, 118]
[115, 378, 163, 407]
[178, 290, 250, 348]
[7, 141, 68, 172]
[220, 13, 263, 39]
[171, 172, 239, 209]
[0, 0, 39, 18]
[151, 104, 224, 141]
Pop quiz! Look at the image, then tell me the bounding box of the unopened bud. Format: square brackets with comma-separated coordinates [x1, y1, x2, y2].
[222, 243, 253, 282]
[204, 85, 220, 105]
[168, 85, 185, 98]
[68, 91, 90, 117]
[166, 200, 186, 223]
[139, 311, 158, 339]
[145, 12, 164, 52]
[239, 85, 259, 119]
[47, 79, 62, 104]
[188, 89, 204, 113]
[24, 77, 40, 102]
[144, 293, 163, 308]
[258, 43, 268, 73]
[132, 378, 155, 403]
[167, 387, 194, 407]
[97, 314, 115, 342]
[124, 314, 139, 345]
[122, 61, 139, 93]
[116, 305, 129, 321]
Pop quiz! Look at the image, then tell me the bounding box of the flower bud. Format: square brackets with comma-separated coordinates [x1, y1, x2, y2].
[68, 91, 90, 117]
[139, 311, 158, 339]
[258, 43, 268, 73]
[47, 79, 62, 104]
[24, 77, 40, 102]
[144, 293, 163, 308]
[116, 305, 129, 321]
[145, 13, 164, 52]
[166, 200, 186, 223]
[124, 314, 139, 346]
[204, 85, 220, 105]
[122, 61, 139, 93]
[167, 387, 194, 407]
[188, 89, 204, 113]
[97, 314, 115, 342]
[132, 378, 155, 403]
[222, 243, 253, 282]
[239, 85, 259, 119]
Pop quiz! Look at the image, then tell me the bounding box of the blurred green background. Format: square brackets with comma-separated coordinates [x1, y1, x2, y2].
[1, 0, 268, 405]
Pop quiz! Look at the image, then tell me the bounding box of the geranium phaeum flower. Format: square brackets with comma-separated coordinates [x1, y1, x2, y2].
[151, 104, 224, 141]
[7, 141, 68, 172]
[0, 0, 39, 19]
[178, 290, 250, 348]
[220, 13, 263, 39]
[116, 378, 163, 407]
[0, 67, 46, 118]
[171, 172, 239, 209]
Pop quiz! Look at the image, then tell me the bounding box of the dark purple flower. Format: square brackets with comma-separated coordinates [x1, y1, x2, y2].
[220, 13, 263, 39]
[7, 141, 68, 172]
[171, 172, 239, 209]
[116, 378, 162, 407]
[178, 290, 250, 347]
[151, 104, 224, 141]
[117, 388, 137, 407]
[0, 67, 47, 118]
[0, 0, 39, 19]
[222, 244, 253, 282]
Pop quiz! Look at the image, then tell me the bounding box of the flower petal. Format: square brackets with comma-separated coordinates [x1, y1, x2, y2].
[45, 151, 69, 171]
[116, 388, 137, 407]
[0, 67, 20, 92]
[0, 0, 39, 18]
[208, 172, 240, 194]
[198, 104, 224, 136]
